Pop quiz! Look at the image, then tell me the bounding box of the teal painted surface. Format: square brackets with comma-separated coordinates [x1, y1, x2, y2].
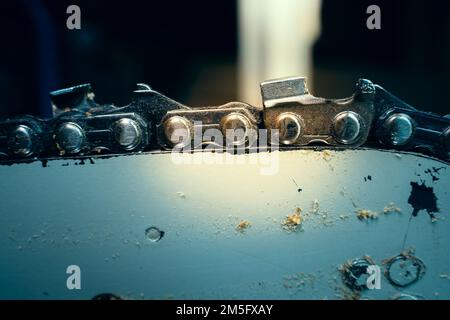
[0, 149, 449, 299]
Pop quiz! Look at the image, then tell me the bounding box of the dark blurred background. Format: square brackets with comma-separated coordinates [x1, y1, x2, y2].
[0, 0, 449, 118]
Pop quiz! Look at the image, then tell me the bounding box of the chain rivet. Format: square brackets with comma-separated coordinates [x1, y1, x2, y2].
[163, 116, 192, 148]
[274, 112, 303, 145]
[220, 113, 252, 146]
[55, 122, 85, 154]
[384, 113, 415, 146]
[332, 111, 363, 144]
[8, 125, 35, 157]
[113, 118, 142, 151]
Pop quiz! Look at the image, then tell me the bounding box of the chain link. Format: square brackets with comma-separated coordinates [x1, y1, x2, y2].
[0, 77, 449, 163]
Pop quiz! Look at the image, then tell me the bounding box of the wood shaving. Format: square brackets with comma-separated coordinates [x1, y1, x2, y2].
[282, 208, 303, 232]
[355, 209, 378, 220]
[383, 202, 402, 214]
[236, 220, 251, 233]
[322, 150, 333, 162]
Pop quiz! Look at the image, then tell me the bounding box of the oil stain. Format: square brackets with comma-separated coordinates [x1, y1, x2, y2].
[407, 181, 439, 219]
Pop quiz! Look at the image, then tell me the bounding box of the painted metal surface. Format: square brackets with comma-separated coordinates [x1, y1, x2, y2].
[0, 149, 449, 299]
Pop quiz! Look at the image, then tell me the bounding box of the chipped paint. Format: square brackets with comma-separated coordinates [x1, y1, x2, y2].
[383, 203, 402, 214]
[408, 181, 439, 220]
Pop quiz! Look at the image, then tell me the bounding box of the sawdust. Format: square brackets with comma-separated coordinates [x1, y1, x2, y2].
[235, 220, 251, 233]
[321, 150, 333, 162]
[311, 199, 319, 214]
[356, 209, 378, 220]
[356, 202, 402, 221]
[383, 202, 402, 214]
[439, 274, 450, 281]
[282, 208, 303, 232]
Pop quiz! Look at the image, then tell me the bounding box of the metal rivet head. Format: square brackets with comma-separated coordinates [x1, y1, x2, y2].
[8, 125, 35, 157]
[384, 113, 415, 146]
[163, 116, 192, 148]
[55, 122, 85, 154]
[332, 111, 363, 144]
[113, 118, 142, 151]
[274, 112, 303, 145]
[221, 113, 252, 146]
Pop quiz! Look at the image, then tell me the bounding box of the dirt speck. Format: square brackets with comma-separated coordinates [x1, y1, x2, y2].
[311, 200, 319, 214]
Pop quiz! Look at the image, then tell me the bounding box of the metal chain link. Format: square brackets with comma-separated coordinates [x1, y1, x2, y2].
[0, 77, 449, 163]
